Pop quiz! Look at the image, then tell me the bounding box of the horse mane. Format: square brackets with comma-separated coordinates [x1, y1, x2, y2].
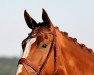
[55, 27, 94, 55]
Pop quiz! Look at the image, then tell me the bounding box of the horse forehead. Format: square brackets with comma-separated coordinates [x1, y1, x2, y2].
[39, 27, 50, 32]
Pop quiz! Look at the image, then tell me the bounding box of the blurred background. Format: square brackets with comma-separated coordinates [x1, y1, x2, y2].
[0, 0, 94, 75]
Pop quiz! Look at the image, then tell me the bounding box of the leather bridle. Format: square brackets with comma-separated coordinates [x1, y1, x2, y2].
[18, 29, 57, 75]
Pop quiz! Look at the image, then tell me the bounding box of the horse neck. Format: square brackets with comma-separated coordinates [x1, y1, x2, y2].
[55, 28, 94, 70]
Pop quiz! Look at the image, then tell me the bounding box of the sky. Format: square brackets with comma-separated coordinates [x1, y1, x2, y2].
[0, 0, 94, 57]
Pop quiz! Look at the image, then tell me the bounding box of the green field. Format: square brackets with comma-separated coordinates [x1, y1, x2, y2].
[0, 57, 19, 75]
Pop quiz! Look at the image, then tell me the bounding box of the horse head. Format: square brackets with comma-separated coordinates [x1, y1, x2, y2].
[16, 9, 57, 75]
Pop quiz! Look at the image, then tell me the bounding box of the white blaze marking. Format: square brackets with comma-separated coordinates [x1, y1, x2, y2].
[16, 38, 36, 75]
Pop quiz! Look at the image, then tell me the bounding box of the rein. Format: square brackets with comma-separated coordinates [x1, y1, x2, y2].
[18, 29, 57, 75]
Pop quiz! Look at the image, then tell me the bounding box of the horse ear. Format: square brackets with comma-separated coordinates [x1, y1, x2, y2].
[42, 9, 52, 28]
[24, 10, 38, 29]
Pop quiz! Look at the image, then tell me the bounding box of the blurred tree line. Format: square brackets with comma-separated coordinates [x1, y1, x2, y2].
[0, 57, 19, 75]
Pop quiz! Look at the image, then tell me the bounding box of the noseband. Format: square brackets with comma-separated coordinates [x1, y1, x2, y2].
[18, 29, 57, 75]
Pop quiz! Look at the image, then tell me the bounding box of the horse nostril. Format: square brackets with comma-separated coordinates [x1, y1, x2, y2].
[42, 44, 48, 48]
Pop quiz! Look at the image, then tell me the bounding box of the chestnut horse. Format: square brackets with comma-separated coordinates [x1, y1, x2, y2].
[16, 9, 94, 75]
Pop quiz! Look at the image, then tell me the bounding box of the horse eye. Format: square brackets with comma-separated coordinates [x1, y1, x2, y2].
[42, 44, 48, 48]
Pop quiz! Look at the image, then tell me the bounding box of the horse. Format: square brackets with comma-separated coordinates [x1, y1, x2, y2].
[16, 9, 94, 75]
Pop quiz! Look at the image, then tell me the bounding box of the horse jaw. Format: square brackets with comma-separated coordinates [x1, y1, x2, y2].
[16, 38, 36, 75]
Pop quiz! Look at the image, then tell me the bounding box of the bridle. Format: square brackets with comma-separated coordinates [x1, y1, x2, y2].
[18, 28, 57, 75]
